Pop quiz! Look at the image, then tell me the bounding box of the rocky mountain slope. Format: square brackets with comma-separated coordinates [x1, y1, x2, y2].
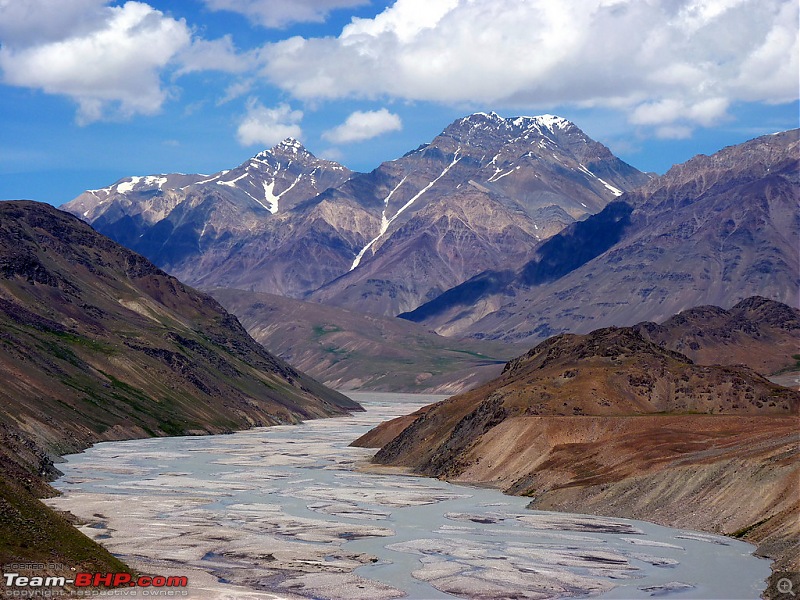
[210, 287, 523, 394]
[634, 296, 800, 378]
[308, 112, 650, 315]
[63, 113, 649, 315]
[0, 200, 360, 571]
[64, 139, 357, 298]
[401, 129, 799, 340]
[355, 301, 800, 597]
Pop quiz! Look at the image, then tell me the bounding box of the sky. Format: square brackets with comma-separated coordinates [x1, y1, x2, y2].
[0, 0, 797, 206]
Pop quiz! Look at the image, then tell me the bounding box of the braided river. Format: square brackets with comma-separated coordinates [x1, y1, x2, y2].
[48, 393, 770, 599]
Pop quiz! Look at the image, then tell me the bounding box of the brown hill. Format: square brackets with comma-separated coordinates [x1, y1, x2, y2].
[354, 316, 800, 596]
[634, 296, 800, 378]
[0, 200, 359, 574]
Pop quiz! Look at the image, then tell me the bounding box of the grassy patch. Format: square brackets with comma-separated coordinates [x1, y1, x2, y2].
[50, 330, 115, 355]
[0, 476, 130, 574]
[312, 324, 342, 338]
[732, 516, 772, 539]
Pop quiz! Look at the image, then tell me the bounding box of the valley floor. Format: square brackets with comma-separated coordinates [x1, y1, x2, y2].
[45, 395, 776, 600]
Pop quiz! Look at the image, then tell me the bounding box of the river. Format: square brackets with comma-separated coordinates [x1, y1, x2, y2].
[48, 392, 771, 599]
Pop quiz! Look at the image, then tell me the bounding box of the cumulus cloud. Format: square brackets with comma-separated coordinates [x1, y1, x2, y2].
[0, 0, 259, 123]
[260, 0, 799, 136]
[0, 0, 191, 123]
[0, 0, 109, 46]
[322, 108, 402, 143]
[236, 100, 303, 146]
[176, 35, 254, 75]
[201, 0, 370, 29]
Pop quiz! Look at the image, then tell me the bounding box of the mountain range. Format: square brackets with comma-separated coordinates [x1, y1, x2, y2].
[63, 117, 798, 354]
[64, 113, 650, 316]
[401, 129, 799, 341]
[4, 110, 799, 598]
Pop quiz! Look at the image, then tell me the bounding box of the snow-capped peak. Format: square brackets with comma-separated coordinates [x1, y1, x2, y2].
[455, 112, 573, 135]
[254, 138, 309, 161]
[275, 138, 305, 152]
[529, 114, 571, 132]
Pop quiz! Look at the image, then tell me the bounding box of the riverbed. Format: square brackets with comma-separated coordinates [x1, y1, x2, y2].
[48, 392, 771, 599]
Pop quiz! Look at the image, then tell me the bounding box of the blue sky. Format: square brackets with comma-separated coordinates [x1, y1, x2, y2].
[0, 0, 797, 206]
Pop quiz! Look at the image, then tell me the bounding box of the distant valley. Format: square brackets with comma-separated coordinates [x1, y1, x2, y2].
[210, 287, 523, 394]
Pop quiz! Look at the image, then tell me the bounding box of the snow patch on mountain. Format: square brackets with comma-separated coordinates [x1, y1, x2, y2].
[217, 172, 249, 187]
[350, 152, 462, 271]
[579, 164, 624, 197]
[116, 176, 142, 193]
[351, 175, 408, 270]
[597, 177, 623, 196]
[262, 181, 280, 213]
[144, 176, 168, 189]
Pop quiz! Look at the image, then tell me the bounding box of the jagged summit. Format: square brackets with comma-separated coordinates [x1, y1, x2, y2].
[449, 112, 574, 136]
[277, 137, 303, 149]
[64, 111, 648, 310]
[255, 137, 308, 160]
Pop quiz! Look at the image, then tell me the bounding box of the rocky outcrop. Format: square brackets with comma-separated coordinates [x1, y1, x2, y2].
[355, 307, 800, 596]
[633, 296, 800, 377]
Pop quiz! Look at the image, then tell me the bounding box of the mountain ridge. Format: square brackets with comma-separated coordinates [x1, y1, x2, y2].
[62, 112, 650, 315]
[400, 128, 799, 338]
[0, 199, 360, 577]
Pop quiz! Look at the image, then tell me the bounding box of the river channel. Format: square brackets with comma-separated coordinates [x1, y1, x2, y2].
[48, 393, 771, 599]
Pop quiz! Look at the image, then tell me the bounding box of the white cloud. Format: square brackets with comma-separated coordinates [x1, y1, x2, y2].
[0, 0, 108, 46]
[218, 80, 255, 105]
[236, 100, 303, 146]
[343, 0, 458, 43]
[0, 1, 191, 123]
[260, 0, 799, 136]
[201, 0, 369, 29]
[176, 35, 253, 75]
[631, 97, 730, 128]
[322, 108, 402, 143]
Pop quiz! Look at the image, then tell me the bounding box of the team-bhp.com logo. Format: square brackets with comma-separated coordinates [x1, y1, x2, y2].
[3, 571, 188, 597]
